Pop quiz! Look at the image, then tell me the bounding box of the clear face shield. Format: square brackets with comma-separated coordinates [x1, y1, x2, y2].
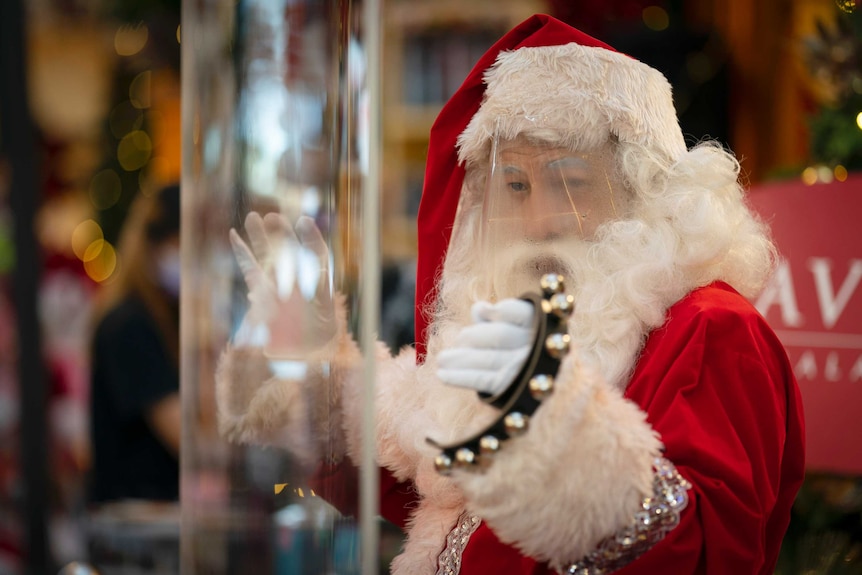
[473, 133, 627, 301]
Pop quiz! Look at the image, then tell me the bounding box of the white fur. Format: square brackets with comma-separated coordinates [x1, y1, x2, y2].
[457, 44, 687, 168]
[214, 302, 356, 468]
[446, 352, 660, 568]
[339, 344, 504, 573]
[216, 321, 664, 572]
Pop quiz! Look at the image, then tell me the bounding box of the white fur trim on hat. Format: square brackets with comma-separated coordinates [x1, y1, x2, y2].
[457, 43, 687, 167]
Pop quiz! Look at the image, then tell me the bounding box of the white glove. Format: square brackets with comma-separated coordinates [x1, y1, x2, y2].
[229, 211, 335, 361]
[436, 299, 535, 397]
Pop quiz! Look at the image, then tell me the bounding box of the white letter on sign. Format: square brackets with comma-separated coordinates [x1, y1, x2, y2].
[808, 258, 862, 329]
[755, 260, 804, 327]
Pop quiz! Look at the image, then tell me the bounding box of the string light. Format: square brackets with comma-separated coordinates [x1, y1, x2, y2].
[835, 0, 857, 14]
[114, 23, 148, 56]
[83, 241, 117, 283]
[834, 165, 848, 181]
[801, 164, 848, 185]
[643, 6, 670, 31]
[71, 219, 103, 260]
[130, 71, 152, 109]
[109, 101, 144, 139]
[118, 130, 153, 171]
[89, 169, 122, 210]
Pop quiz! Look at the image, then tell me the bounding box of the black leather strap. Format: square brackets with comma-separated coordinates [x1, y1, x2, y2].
[427, 275, 573, 474]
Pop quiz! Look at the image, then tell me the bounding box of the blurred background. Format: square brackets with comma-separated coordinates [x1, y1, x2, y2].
[0, 0, 860, 574]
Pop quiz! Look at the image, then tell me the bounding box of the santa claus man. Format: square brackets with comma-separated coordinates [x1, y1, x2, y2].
[217, 14, 805, 575]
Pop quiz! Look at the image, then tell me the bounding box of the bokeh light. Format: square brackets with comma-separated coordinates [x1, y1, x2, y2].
[82, 239, 106, 262]
[834, 165, 848, 181]
[71, 219, 103, 260]
[836, 0, 857, 14]
[130, 71, 152, 109]
[856, 111, 862, 130]
[643, 6, 669, 31]
[118, 130, 153, 171]
[89, 169, 123, 210]
[114, 23, 149, 57]
[109, 101, 144, 139]
[686, 52, 713, 83]
[801, 164, 844, 185]
[0, 226, 14, 274]
[83, 241, 117, 282]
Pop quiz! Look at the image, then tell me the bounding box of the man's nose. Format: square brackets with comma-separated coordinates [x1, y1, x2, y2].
[522, 189, 574, 241]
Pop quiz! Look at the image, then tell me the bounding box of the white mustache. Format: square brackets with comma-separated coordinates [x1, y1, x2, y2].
[522, 254, 571, 278]
[488, 239, 588, 298]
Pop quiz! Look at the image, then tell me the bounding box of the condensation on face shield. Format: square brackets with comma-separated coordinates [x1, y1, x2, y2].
[477, 135, 627, 300]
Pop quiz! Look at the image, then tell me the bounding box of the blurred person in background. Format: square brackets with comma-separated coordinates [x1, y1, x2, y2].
[87, 183, 180, 505]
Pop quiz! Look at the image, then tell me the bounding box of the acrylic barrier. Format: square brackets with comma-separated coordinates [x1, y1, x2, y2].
[180, 1, 380, 572]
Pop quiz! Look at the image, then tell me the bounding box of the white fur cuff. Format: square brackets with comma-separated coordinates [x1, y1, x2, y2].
[448, 354, 663, 567]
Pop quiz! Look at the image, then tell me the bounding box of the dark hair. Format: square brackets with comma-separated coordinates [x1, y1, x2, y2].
[145, 184, 180, 243]
[91, 182, 181, 365]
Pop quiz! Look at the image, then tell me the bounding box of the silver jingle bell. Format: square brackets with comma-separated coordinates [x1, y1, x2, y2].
[549, 292, 575, 318]
[434, 452, 454, 474]
[528, 374, 554, 400]
[503, 412, 529, 437]
[539, 273, 565, 296]
[479, 435, 501, 455]
[545, 333, 571, 359]
[455, 447, 478, 467]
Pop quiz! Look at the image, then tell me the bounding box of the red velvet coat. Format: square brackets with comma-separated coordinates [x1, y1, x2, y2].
[312, 282, 804, 573]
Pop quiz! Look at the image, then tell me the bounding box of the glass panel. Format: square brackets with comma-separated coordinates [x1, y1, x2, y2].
[181, 1, 376, 572]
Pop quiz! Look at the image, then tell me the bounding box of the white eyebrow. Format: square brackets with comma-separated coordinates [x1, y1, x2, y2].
[502, 166, 526, 175]
[546, 156, 588, 170]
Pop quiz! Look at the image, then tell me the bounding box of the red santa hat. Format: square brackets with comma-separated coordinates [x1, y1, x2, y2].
[414, 14, 686, 360]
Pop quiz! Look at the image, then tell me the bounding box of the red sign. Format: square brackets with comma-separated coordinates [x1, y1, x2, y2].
[748, 173, 862, 475]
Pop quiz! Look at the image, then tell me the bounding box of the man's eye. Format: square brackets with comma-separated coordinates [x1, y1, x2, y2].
[507, 181, 529, 193]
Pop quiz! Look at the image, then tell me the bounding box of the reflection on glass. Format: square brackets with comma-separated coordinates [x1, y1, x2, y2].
[182, 1, 373, 573]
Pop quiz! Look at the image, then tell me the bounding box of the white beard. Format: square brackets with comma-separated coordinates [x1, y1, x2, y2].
[428, 216, 689, 391]
[430, 233, 591, 349]
[484, 237, 592, 302]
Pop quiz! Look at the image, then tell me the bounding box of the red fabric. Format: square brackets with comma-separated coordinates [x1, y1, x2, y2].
[309, 460, 417, 530]
[309, 284, 804, 573]
[453, 282, 805, 574]
[414, 14, 616, 360]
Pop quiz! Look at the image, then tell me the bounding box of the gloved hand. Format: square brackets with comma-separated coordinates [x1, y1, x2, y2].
[229, 211, 335, 361]
[436, 299, 535, 397]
